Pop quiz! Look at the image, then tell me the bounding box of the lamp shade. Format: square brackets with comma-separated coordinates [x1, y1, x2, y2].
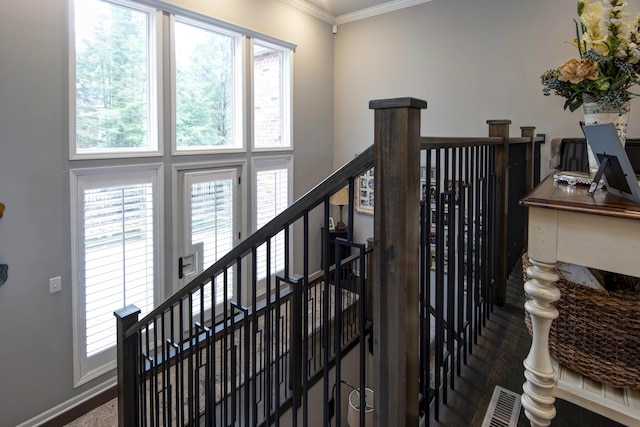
[330, 186, 349, 206]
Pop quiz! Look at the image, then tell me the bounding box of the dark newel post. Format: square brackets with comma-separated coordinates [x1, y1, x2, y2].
[520, 126, 536, 193]
[487, 120, 510, 306]
[115, 305, 141, 427]
[369, 97, 426, 426]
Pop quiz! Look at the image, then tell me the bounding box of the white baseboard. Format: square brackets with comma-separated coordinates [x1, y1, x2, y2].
[16, 378, 116, 427]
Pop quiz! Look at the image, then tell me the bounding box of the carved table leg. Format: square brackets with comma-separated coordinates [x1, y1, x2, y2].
[521, 257, 561, 427]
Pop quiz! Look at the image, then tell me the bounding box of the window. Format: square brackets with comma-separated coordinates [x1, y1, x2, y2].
[72, 0, 158, 158]
[70, 0, 294, 387]
[179, 168, 239, 315]
[253, 42, 291, 149]
[174, 19, 241, 152]
[71, 166, 161, 384]
[254, 157, 292, 281]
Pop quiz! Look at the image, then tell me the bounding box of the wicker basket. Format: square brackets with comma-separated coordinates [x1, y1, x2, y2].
[522, 253, 640, 389]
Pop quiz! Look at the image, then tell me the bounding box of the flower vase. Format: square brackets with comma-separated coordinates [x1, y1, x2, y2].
[582, 101, 631, 177]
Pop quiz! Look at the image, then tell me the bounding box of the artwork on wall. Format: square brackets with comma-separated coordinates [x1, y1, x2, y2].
[355, 168, 374, 215]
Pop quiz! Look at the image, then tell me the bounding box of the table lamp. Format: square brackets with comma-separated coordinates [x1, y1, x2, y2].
[329, 186, 349, 230]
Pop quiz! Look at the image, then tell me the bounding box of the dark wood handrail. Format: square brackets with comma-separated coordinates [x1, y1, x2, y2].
[420, 135, 544, 149]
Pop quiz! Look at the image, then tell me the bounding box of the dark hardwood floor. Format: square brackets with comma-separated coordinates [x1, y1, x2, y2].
[427, 257, 627, 427]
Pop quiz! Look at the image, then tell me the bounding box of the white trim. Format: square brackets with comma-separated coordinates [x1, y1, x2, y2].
[280, 0, 434, 26]
[137, 0, 297, 50]
[335, 0, 434, 25]
[15, 378, 116, 427]
[279, 0, 335, 24]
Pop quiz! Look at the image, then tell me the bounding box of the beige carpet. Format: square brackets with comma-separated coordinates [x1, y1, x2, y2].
[64, 398, 117, 426]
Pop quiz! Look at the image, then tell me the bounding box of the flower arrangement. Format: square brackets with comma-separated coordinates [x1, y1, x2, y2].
[541, 0, 640, 112]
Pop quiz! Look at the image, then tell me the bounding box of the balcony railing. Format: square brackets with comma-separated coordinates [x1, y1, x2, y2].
[115, 97, 544, 426]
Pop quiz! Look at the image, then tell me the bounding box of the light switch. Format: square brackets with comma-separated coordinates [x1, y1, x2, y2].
[49, 276, 62, 294]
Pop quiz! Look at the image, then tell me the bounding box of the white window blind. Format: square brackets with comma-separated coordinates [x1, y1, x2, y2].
[255, 159, 291, 280]
[184, 170, 236, 313]
[72, 166, 160, 384]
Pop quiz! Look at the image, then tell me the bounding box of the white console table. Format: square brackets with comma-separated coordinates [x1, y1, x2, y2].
[520, 175, 640, 426]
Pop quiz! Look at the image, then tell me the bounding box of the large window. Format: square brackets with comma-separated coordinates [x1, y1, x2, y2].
[70, 0, 293, 386]
[253, 42, 291, 149]
[254, 157, 292, 282]
[71, 166, 161, 384]
[179, 168, 239, 316]
[72, 0, 158, 158]
[174, 19, 240, 151]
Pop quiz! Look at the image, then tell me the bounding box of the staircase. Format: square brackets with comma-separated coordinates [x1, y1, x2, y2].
[115, 97, 545, 426]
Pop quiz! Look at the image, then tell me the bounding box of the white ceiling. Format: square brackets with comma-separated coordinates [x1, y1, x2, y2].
[280, 0, 433, 25]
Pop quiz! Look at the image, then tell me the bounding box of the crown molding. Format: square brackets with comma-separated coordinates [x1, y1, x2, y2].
[335, 0, 433, 25]
[279, 0, 336, 24]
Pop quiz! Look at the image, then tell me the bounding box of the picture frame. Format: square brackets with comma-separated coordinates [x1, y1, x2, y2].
[328, 217, 335, 231]
[581, 123, 640, 203]
[355, 168, 374, 215]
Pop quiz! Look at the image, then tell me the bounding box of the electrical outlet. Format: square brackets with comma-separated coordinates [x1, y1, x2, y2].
[49, 276, 62, 294]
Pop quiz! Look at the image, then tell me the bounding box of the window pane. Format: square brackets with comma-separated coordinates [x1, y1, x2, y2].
[186, 174, 235, 313]
[74, 0, 153, 153]
[175, 21, 235, 150]
[256, 166, 289, 280]
[83, 182, 155, 357]
[254, 44, 286, 148]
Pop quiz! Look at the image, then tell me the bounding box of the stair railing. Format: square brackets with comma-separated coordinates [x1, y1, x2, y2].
[115, 97, 545, 426]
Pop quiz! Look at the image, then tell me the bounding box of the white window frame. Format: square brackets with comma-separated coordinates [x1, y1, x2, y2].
[252, 156, 293, 295]
[170, 15, 245, 155]
[171, 160, 246, 296]
[69, 0, 163, 160]
[70, 164, 163, 386]
[251, 39, 293, 152]
[68, 0, 296, 388]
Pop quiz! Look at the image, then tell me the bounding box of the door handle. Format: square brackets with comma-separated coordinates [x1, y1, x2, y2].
[179, 256, 191, 279]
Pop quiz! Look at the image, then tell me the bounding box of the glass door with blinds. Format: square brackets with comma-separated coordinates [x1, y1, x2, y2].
[177, 168, 239, 316]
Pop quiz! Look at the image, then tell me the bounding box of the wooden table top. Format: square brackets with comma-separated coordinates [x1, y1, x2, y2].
[520, 173, 640, 221]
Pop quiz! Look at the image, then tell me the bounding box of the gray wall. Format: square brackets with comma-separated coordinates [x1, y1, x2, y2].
[0, 0, 333, 424]
[4, 0, 640, 423]
[334, 0, 640, 245]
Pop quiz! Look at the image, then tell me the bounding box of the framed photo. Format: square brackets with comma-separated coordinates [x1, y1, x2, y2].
[582, 123, 640, 202]
[328, 217, 335, 231]
[355, 168, 374, 215]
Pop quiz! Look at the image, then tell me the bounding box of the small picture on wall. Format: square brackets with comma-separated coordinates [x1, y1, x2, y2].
[329, 217, 335, 231]
[356, 168, 374, 215]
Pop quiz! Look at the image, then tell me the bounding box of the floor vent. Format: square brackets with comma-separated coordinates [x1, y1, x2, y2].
[481, 386, 521, 427]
